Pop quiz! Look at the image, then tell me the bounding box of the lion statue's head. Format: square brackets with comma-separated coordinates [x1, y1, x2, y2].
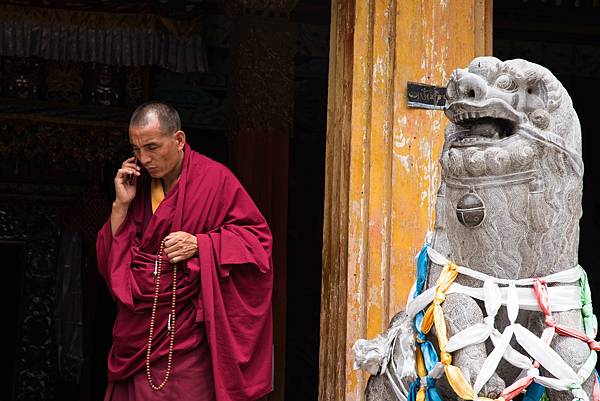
[434, 57, 583, 278]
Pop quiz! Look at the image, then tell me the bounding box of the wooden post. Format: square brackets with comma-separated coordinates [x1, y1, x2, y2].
[320, 1, 493, 400]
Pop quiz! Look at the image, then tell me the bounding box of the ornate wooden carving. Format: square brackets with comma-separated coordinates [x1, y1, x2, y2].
[1, 206, 60, 401]
[46, 61, 83, 103]
[0, 122, 128, 162]
[2, 57, 44, 100]
[228, 15, 296, 134]
[224, 0, 299, 17]
[126, 67, 146, 106]
[90, 64, 124, 106]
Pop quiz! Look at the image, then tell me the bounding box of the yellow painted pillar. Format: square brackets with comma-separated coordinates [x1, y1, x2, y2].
[320, 1, 493, 401]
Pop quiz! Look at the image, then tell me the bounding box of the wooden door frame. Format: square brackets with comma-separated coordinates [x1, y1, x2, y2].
[319, 1, 493, 400]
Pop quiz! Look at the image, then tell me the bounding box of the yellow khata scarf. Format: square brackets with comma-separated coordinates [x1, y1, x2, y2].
[421, 262, 501, 401]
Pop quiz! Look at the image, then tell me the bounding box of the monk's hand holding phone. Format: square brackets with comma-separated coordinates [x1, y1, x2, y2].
[114, 156, 141, 207]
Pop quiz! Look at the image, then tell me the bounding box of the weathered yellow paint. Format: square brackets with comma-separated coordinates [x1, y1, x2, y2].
[320, 1, 493, 401]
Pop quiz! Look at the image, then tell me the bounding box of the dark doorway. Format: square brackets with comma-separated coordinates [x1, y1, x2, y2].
[2, 1, 329, 400]
[286, 2, 330, 399]
[494, 0, 600, 336]
[4, 241, 25, 400]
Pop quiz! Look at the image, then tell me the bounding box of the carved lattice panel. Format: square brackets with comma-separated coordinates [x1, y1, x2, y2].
[1, 205, 60, 401]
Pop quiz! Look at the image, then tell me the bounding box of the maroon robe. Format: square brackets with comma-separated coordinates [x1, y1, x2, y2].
[96, 144, 274, 401]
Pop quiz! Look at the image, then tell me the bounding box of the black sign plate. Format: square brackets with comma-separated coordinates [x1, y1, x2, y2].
[407, 81, 446, 110]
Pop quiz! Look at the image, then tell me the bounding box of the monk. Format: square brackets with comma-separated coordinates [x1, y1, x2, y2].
[96, 102, 273, 401]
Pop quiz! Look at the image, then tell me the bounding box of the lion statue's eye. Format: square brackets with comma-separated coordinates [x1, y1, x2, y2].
[494, 74, 518, 92]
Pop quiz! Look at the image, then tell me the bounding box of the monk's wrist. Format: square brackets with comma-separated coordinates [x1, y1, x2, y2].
[112, 200, 130, 211]
[110, 201, 130, 237]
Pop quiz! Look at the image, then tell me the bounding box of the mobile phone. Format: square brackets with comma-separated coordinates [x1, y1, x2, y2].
[128, 157, 138, 185]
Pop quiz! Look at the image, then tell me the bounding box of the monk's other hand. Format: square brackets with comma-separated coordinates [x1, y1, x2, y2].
[164, 231, 199, 263]
[114, 156, 141, 206]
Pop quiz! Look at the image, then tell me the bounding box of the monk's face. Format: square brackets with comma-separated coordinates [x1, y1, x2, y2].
[129, 116, 185, 179]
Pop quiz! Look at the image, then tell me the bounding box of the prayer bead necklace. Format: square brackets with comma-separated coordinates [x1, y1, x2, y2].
[146, 238, 177, 391]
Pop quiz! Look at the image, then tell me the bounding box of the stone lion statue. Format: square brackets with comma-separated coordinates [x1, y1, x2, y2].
[356, 57, 596, 401]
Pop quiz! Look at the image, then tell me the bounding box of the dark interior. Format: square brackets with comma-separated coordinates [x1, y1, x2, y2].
[494, 0, 600, 305]
[1, 1, 329, 401]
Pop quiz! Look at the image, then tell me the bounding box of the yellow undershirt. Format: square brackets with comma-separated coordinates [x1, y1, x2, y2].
[151, 178, 166, 214]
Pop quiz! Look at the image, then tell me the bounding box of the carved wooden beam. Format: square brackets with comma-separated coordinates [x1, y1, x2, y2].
[224, 0, 299, 17]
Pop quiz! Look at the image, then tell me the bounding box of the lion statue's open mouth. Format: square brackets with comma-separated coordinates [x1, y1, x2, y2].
[446, 101, 519, 147]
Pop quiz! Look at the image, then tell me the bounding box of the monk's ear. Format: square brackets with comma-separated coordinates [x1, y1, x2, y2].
[174, 130, 186, 151]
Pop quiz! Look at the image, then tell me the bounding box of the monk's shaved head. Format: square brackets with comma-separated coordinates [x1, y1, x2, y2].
[129, 101, 181, 136]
